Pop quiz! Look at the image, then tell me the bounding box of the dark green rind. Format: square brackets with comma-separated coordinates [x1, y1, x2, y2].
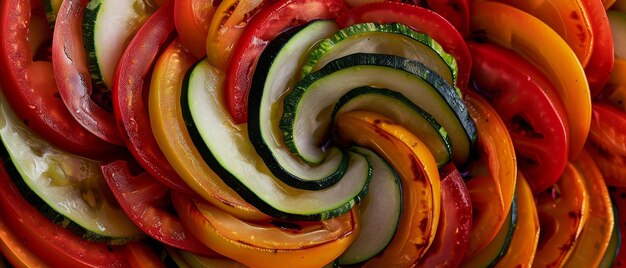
[487, 196, 518, 268]
[43, 0, 57, 28]
[302, 22, 458, 84]
[280, 53, 477, 163]
[181, 60, 371, 221]
[0, 143, 142, 245]
[82, 0, 106, 86]
[247, 23, 349, 190]
[331, 86, 452, 167]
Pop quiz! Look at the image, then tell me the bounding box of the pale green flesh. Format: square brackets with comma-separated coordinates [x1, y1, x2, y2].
[86, 0, 156, 87]
[333, 87, 451, 167]
[303, 23, 458, 85]
[0, 92, 141, 240]
[609, 10, 626, 60]
[338, 147, 402, 265]
[291, 65, 469, 165]
[258, 20, 344, 182]
[188, 60, 370, 216]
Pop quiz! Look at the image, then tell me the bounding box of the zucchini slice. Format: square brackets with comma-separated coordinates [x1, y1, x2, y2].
[338, 147, 402, 265]
[43, 0, 62, 26]
[0, 92, 142, 244]
[184, 59, 371, 220]
[281, 53, 476, 166]
[302, 22, 458, 87]
[332, 86, 451, 167]
[83, 0, 157, 88]
[248, 20, 348, 190]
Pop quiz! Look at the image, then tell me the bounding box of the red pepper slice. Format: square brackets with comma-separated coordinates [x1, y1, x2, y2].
[113, 2, 196, 195]
[469, 42, 569, 193]
[0, 0, 121, 159]
[102, 160, 218, 256]
[51, 0, 124, 145]
[583, 0, 615, 96]
[223, 0, 348, 124]
[0, 159, 129, 267]
[415, 163, 472, 268]
[336, 1, 471, 91]
[425, 0, 469, 38]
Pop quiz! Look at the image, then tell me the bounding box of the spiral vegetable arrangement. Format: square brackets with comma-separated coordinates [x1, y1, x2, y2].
[0, 0, 625, 267]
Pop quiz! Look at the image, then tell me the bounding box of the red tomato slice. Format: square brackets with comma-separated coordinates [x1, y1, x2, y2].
[174, 0, 215, 58]
[586, 103, 626, 186]
[583, 0, 615, 96]
[0, 0, 122, 159]
[336, 1, 471, 91]
[415, 163, 472, 268]
[469, 42, 569, 193]
[113, 2, 196, 195]
[124, 242, 166, 268]
[425, 0, 469, 37]
[224, 0, 348, 124]
[0, 159, 129, 267]
[51, 0, 124, 145]
[0, 212, 48, 267]
[102, 160, 218, 256]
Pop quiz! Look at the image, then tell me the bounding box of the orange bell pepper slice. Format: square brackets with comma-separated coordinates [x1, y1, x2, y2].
[462, 90, 517, 258]
[172, 193, 358, 268]
[563, 149, 614, 267]
[335, 110, 441, 267]
[533, 163, 590, 267]
[470, 1, 592, 159]
[148, 38, 267, 221]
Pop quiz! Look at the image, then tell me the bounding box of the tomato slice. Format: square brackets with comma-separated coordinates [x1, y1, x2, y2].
[565, 149, 614, 267]
[0, 0, 122, 159]
[0, 157, 130, 267]
[102, 160, 218, 255]
[586, 103, 626, 186]
[533, 163, 589, 267]
[205, 0, 265, 70]
[415, 163, 472, 268]
[224, 0, 348, 124]
[461, 90, 517, 258]
[336, 1, 471, 91]
[469, 42, 569, 193]
[51, 0, 124, 145]
[582, 0, 615, 96]
[173, 193, 359, 268]
[148, 38, 267, 221]
[112, 2, 196, 195]
[425, 0, 469, 37]
[124, 242, 166, 268]
[174, 0, 215, 58]
[470, 1, 592, 160]
[0, 213, 48, 267]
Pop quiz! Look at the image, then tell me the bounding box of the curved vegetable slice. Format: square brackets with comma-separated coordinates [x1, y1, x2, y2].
[609, 187, 626, 267]
[0, 0, 121, 158]
[415, 163, 472, 268]
[173, 193, 359, 268]
[52, 0, 124, 145]
[0, 213, 48, 267]
[495, 174, 540, 268]
[600, 58, 626, 112]
[533, 163, 590, 267]
[598, 200, 620, 268]
[224, 0, 348, 124]
[462, 90, 517, 258]
[586, 103, 626, 187]
[469, 42, 569, 193]
[582, 0, 615, 95]
[564, 149, 614, 268]
[148, 35, 267, 222]
[124, 242, 167, 268]
[185, 59, 370, 220]
[336, 111, 441, 268]
[336, 1, 472, 91]
[470, 1, 591, 159]
[174, 0, 214, 58]
[0, 155, 130, 267]
[425, 0, 469, 37]
[102, 160, 218, 255]
[112, 5, 195, 194]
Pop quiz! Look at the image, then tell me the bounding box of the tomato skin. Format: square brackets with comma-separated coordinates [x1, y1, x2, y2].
[415, 163, 472, 268]
[102, 160, 218, 256]
[113, 2, 196, 195]
[224, 0, 348, 124]
[0, 0, 122, 159]
[469, 42, 569, 193]
[174, 0, 215, 58]
[336, 1, 471, 91]
[51, 0, 124, 145]
[425, 0, 469, 38]
[0, 213, 49, 268]
[586, 103, 626, 186]
[0, 158, 130, 267]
